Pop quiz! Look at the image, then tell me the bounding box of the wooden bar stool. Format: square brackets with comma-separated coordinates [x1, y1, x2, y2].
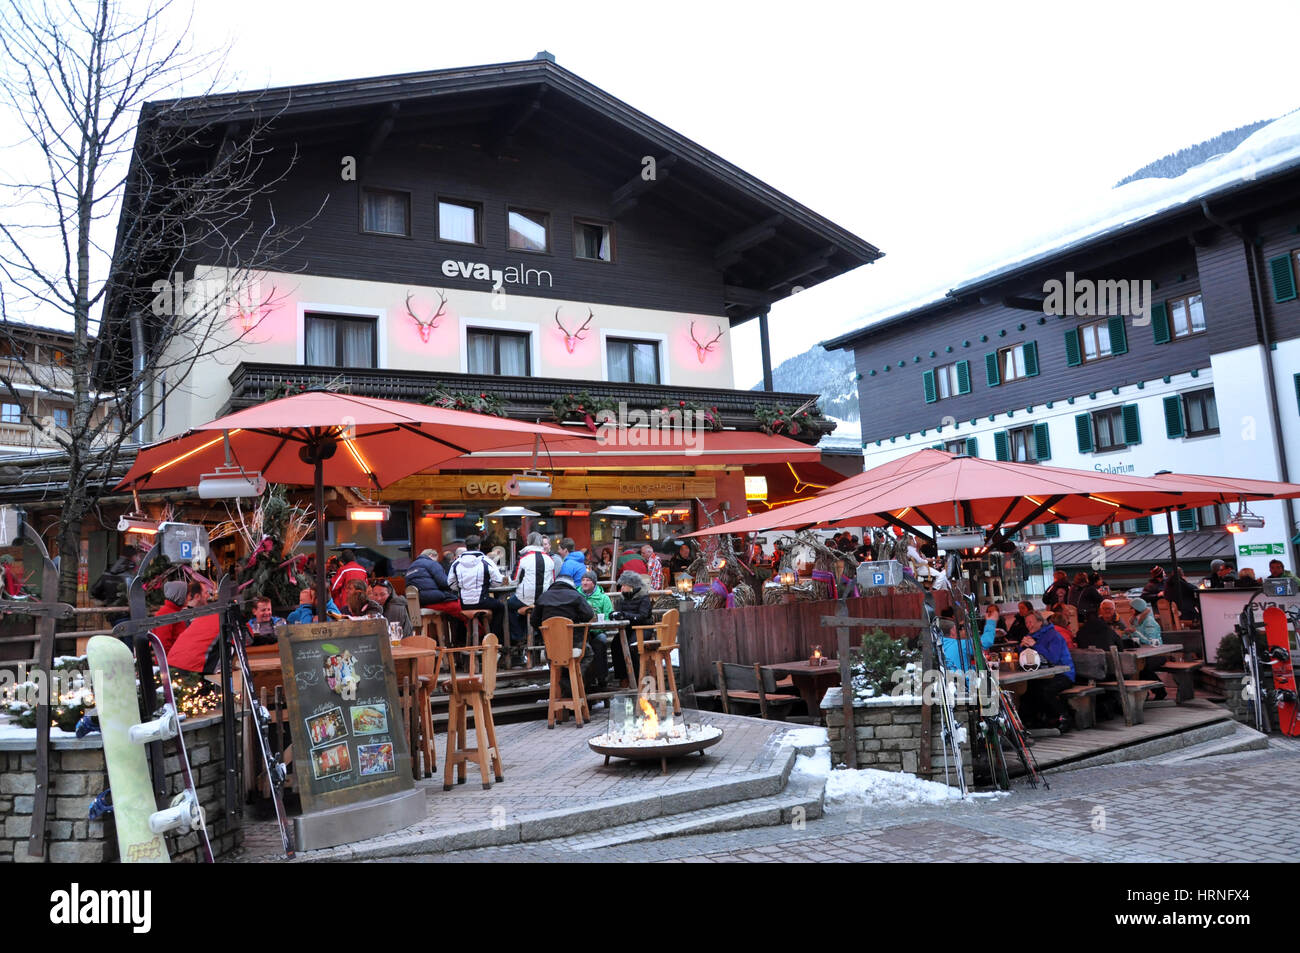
[404, 635, 442, 778]
[541, 618, 590, 728]
[462, 608, 493, 647]
[441, 633, 504, 790]
[633, 608, 681, 715]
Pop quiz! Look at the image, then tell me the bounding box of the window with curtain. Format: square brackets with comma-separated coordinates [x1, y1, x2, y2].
[574, 219, 613, 262]
[1092, 407, 1125, 450]
[508, 208, 549, 252]
[607, 338, 660, 384]
[304, 314, 377, 368]
[438, 200, 480, 244]
[999, 343, 1028, 382]
[1168, 293, 1206, 339]
[1079, 319, 1112, 362]
[362, 189, 410, 236]
[467, 329, 531, 375]
[1182, 388, 1219, 436]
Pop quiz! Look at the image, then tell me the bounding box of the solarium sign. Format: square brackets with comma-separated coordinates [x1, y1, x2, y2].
[440, 258, 553, 290]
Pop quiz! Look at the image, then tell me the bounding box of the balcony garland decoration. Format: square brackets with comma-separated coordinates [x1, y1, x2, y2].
[261, 377, 351, 403]
[549, 390, 618, 432]
[753, 397, 827, 437]
[421, 388, 506, 417]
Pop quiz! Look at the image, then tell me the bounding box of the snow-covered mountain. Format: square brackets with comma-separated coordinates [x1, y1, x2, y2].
[749, 345, 859, 422]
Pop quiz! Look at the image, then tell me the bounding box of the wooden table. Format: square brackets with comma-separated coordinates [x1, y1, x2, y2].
[245, 643, 439, 781]
[996, 664, 1070, 687]
[1125, 643, 1190, 702]
[761, 660, 841, 722]
[578, 619, 633, 703]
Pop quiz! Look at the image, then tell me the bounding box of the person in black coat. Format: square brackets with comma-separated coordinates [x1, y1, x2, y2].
[1076, 572, 1104, 623]
[1162, 568, 1201, 624]
[1074, 599, 1124, 651]
[1043, 570, 1070, 607]
[1006, 601, 1032, 643]
[405, 548, 457, 606]
[535, 575, 598, 683]
[609, 570, 654, 688]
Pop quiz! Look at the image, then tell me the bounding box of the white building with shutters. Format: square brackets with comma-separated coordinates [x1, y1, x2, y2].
[825, 118, 1300, 588]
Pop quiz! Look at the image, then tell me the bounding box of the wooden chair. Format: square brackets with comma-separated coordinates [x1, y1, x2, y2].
[462, 608, 493, 647]
[540, 617, 590, 728]
[636, 608, 681, 715]
[713, 661, 799, 720]
[1155, 598, 1176, 632]
[404, 635, 442, 779]
[440, 633, 504, 790]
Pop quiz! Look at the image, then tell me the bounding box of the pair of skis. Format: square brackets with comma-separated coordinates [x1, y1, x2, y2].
[923, 603, 968, 797]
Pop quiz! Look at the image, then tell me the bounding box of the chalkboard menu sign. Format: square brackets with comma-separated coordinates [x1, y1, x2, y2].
[277, 619, 413, 812]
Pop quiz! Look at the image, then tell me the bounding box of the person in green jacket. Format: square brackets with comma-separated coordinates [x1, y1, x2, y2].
[580, 570, 613, 616]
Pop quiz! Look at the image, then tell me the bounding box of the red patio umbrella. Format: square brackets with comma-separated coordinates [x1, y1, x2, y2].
[117, 392, 588, 617]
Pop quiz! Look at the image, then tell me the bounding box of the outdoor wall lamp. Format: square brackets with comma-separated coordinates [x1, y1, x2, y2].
[117, 515, 159, 535]
[1101, 535, 1127, 548]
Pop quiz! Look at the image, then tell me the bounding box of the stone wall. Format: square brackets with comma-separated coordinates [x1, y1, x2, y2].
[822, 687, 975, 783]
[1199, 667, 1275, 727]
[0, 713, 241, 863]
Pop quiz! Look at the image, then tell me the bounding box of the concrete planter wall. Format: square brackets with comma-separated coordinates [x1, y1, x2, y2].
[822, 687, 974, 784]
[1198, 667, 1275, 727]
[0, 713, 241, 863]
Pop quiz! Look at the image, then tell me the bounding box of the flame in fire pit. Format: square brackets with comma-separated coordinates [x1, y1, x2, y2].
[638, 696, 659, 740]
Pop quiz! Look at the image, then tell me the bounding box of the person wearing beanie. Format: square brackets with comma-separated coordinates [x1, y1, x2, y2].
[609, 570, 654, 688]
[579, 570, 613, 617]
[152, 579, 191, 654]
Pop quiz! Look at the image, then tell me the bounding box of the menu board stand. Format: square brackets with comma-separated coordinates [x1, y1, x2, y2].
[278, 619, 425, 851]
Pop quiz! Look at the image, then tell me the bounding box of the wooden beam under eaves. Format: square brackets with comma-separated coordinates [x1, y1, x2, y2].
[714, 214, 784, 270]
[361, 103, 400, 166]
[611, 154, 677, 218]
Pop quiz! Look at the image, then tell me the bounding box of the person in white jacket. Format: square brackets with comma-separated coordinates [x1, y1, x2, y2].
[508, 532, 554, 660]
[447, 534, 506, 645]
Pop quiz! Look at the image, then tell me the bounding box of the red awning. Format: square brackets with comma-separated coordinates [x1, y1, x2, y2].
[432, 429, 821, 471]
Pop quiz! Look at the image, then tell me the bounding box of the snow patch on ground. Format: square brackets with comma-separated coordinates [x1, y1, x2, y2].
[0, 723, 78, 741]
[780, 725, 829, 749]
[790, 741, 1006, 807]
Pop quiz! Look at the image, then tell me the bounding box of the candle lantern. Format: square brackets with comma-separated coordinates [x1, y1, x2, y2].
[675, 572, 694, 597]
[779, 568, 797, 588]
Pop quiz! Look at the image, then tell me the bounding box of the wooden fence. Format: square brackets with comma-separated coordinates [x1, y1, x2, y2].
[678, 592, 926, 691]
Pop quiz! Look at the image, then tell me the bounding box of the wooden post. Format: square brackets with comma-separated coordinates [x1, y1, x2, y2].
[834, 602, 856, 769]
[26, 524, 58, 858]
[919, 622, 933, 778]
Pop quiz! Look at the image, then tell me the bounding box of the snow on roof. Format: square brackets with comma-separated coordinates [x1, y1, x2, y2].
[831, 110, 1300, 344]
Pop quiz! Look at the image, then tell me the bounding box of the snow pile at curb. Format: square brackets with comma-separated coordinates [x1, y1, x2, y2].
[781, 726, 830, 749]
[790, 742, 1005, 807]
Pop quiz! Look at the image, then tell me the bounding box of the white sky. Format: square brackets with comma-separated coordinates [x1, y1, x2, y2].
[8, 0, 1300, 389]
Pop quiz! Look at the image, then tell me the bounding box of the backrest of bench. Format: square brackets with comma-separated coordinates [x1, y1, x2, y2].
[717, 661, 776, 694]
[1072, 647, 1107, 681]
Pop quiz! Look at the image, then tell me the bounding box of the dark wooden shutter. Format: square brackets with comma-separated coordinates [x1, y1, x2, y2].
[956, 360, 972, 395]
[1033, 421, 1051, 461]
[1064, 328, 1082, 366]
[1152, 302, 1171, 344]
[985, 352, 1000, 387]
[1269, 253, 1297, 303]
[1122, 404, 1142, 445]
[1075, 413, 1093, 452]
[1163, 395, 1184, 437]
[993, 430, 1010, 461]
[1023, 340, 1039, 377]
[965, 436, 979, 457]
[1107, 315, 1128, 355]
[1088, 525, 1102, 539]
[932, 443, 945, 450]
[922, 369, 937, 403]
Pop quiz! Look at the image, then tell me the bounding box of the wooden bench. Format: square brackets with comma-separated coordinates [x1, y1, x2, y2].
[708, 661, 800, 720]
[1060, 684, 1105, 730]
[1163, 660, 1204, 703]
[1098, 646, 1162, 726]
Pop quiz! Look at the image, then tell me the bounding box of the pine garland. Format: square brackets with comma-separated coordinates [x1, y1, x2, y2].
[422, 388, 506, 416]
[754, 398, 830, 437]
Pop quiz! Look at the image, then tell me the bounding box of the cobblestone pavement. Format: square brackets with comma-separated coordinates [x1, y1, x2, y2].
[415, 743, 1300, 863]
[232, 711, 791, 861]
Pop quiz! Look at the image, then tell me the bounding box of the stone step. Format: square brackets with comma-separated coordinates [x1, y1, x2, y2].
[497, 773, 827, 853]
[1146, 722, 1270, 764]
[1048, 718, 1241, 773]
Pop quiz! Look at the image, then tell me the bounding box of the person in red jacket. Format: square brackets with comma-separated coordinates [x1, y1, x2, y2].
[329, 559, 369, 605]
[152, 580, 192, 654]
[169, 613, 222, 673]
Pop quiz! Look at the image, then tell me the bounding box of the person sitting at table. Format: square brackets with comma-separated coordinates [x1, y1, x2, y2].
[609, 570, 654, 689]
[1006, 601, 1033, 643]
[1043, 569, 1071, 607]
[508, 533, 555, 667]
[285, 586, 341, 625]
[1141, 566, 1166, 600]
[447, 534, 506, 646]
[1235, 568, 1260, 588]
[328, 556, 368, 607]
[640, 543, 665, 590]
[342, 579, 383, 620]
[534, 572, 597, 691]
[557, 537, 587, 588]
[618, 547, 648, 576]
[1019, 611, 1076, 732]
[580, 570, 613, 617]
[246, 596, 286, 645]
[1047, 608, 1076, 649]
[1074, 598, 1124, 651]
[668, 541, 694, 579]
[1208, 559, 1237, 589]
[370, 579, 413, 639]
[938, 605, 997, 679]
[1268, 559, 1300, 585]
[1116, 596, 1168, 699]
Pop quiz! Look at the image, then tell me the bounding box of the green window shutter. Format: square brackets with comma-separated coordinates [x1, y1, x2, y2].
[1033, 421, 1051, 461]
[1135, 516, 1152, 535]
[1163, 395, 1184, 437]
[1023, 340, 1040, 377]
[993, 430, 1010, 461]
[965, 437, 979, 457]
[984, 352, 1000, 387]
[1064, 328, 1082, 366]
[922, 369, 937, 404]
[1152, 302, 1171, 344]
[1107, 315, 1128, 355]
[1088, 525, 1102, 539]
[1044, 523, 1060, 538]
[1177, 509, 1198, 532]
[1122, 403, 1142, 445]
[956, 360, 972, 395]
[1294, 373, 1300, 414]
[1075, 413, 1094, 452]
[1269, 253, 1297, 303]
[932, 443, 945, 450]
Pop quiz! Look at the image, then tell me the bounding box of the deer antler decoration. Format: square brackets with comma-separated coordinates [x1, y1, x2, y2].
[232, 284, 278, 332]
[555, 307, 594, 354]
[690, 321, 725, 363]
[406, 290, 448, 342]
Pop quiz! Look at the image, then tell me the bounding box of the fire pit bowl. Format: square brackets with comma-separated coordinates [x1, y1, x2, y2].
[588, 725, 723, 775]
[589, 692, 723, 774]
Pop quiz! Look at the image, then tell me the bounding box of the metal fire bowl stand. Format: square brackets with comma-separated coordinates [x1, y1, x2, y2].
[588, 730, 724, 776]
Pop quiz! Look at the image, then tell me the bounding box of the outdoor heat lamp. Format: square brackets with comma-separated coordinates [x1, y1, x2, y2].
[507, 469, 553, 497]
[937, 528, 985, 550]
[487, 505, 541, 519]
[197, 465, 266, 499]
[1102, 535, 1127, 548]
[1225, 505, 1265, 533]
[347, 503, 391, 522]
[117, 514, 159, 535]
[593, 504, 645, 520]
